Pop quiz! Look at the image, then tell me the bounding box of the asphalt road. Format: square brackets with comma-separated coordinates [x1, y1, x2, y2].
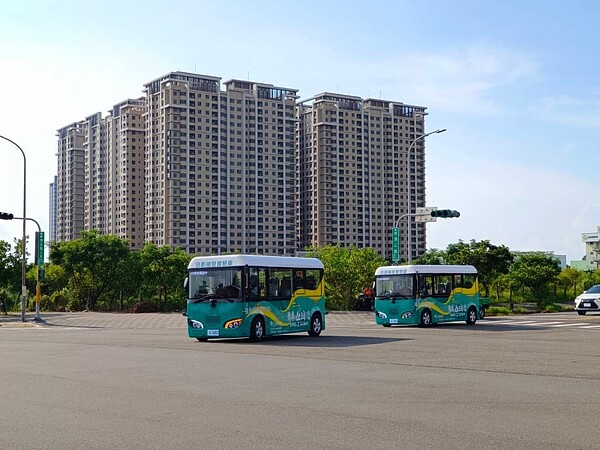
[1, 311, 599, 449]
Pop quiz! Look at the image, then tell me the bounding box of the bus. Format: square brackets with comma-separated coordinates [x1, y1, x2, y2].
[374, 265, 480, 327]
[183, 255, 325, 341]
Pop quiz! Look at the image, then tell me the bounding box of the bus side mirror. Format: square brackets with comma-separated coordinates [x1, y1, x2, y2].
[181, 309, 187, 317]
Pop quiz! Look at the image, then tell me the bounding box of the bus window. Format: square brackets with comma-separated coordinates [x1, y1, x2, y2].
[305, 269, 322, 291]
[270, 268, 292, 298]
[464, 274, 476, 289]
[293, 270, 305, 291]
[248, 267, 267, 300]
[418, 274, 433, 297]
[433, 274, 452, 296]
[453, 274, 463, 289]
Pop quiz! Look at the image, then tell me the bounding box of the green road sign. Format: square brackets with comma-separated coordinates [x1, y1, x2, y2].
[392, 227, 399, 263]
[35, 231, 44, 266]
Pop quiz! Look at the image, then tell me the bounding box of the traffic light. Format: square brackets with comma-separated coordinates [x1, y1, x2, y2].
[0, 212, 14, 220]
[431, 209, 460, 218]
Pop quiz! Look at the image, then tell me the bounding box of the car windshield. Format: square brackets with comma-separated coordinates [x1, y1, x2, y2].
[585, 285, 600, 294]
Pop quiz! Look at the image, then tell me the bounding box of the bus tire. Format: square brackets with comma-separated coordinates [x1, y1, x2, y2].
[196, 337, 208, 342]
[308, 312, 322, 337]
[249, 316, 265, 342]
[577, 310, 587, 316]
[419, 309, 432, 327]
[466, 306, 477, 325]
[479, 306, 486, 319]
[382, 324, 392, 327]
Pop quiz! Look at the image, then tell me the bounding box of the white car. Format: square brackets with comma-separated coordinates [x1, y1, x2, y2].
[574, 284, 600, 315]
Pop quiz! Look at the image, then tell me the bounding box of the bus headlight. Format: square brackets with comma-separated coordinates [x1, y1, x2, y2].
[225, 318, 242, 329]
[401, 312, 412, 319]
[376, 311, 387, 319]
[189, 319, 204, 329]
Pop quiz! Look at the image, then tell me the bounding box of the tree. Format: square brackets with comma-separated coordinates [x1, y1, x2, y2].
[50, 230, 131, 310]
[446, 240, 513, 297]
[413, 248, 447, 265]
[508, 253, 561, 307]
[306, 245, 386, 310]
[138, 243, 190, 311]
[557, 267, 584, 300]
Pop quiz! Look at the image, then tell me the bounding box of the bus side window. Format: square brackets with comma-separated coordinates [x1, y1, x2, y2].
[305, 269, 322, 292]
[293, 270, 305, 291]
[280, 277, 291, 297]
[454, 275, 463, 289]
[268, 276, 279, 296]
[463, 274, 475, 289]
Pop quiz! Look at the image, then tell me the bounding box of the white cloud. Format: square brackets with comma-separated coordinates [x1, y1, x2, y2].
[351, 44, 540, 115]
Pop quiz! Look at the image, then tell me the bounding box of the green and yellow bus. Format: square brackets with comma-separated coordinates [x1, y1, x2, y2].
[374, 265, 480, 327]
[183, 255, 325, 341]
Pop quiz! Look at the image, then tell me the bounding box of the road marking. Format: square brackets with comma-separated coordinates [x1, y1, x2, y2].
[579, 325, 600, 329]
[552, 323, 589, 327]
[525, 321, 563, 326]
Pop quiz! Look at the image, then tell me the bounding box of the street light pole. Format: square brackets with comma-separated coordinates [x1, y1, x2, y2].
[0, 135, 27, 322]
[406, 128, 446, 263]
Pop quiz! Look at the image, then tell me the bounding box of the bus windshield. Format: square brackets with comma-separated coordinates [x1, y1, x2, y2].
[189, 268, 243, 300]
[376, 274, 414, 298]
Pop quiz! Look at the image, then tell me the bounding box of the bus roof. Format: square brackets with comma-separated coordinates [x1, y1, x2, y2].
[188, 254, 324, 270]
[375, 264, 477, 276]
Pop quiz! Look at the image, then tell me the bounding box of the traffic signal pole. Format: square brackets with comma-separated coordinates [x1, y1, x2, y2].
[392, 207, 460, 264]
[14, 217, 44, 322]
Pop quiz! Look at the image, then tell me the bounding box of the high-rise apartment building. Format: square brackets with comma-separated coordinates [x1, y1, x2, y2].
[53, 72, 431, 261]
[106, 99, 146, 249]
[55, 122, 86, 242]
[143, 71, 298, 255]
[296, 93, 428, 261]
[83, 112, 108, 235]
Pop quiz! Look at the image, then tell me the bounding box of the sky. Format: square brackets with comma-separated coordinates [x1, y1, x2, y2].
[1, 0, 599, 263]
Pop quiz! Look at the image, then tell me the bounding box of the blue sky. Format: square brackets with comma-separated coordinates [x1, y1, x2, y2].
[1, 0, 599, 262]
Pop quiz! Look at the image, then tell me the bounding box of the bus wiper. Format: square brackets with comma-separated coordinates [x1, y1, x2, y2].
[379, 293, 392, 299]
[391, 293, 409, 299]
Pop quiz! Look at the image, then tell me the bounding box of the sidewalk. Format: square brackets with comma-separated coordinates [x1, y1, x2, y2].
[0, 313, 42, 327]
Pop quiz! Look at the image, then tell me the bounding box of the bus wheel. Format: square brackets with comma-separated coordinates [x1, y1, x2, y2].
[466, 306, 477, 325]
[308, 312, 322, 337]
[577, 310, 587, 316]
[196, 337, 208, 342]
[419, 309, 432, 327]
[382, 324, 392, 328]
[249, 316, 265, 342]
[479, 306, 486, 319]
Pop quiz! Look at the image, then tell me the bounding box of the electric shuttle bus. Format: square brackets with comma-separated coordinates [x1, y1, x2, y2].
[374, 265, 480, 327]
[183, 255, 325, 341]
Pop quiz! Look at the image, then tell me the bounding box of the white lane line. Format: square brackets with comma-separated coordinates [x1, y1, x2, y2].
[579, 325, 600, 329]
[552, 323, 590, 327]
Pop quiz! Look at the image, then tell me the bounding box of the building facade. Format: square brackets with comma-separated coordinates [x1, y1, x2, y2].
[55, 122, 86, 242]
[106, 98, 146, 249]
[296, 93, 428, 261]
[53, 71, 431, 260]
[143, 71, 298, 255]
